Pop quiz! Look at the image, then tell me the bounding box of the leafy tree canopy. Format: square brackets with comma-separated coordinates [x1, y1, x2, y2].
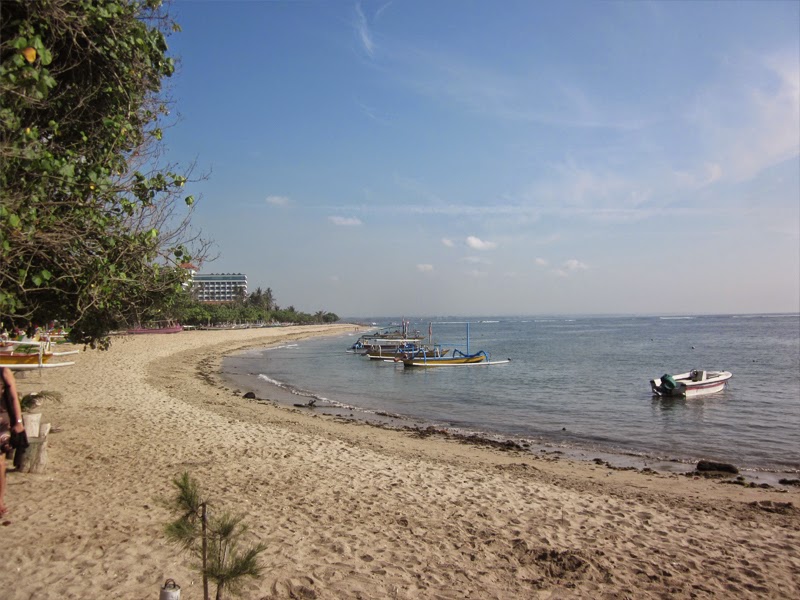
[0, 0, 209, 347]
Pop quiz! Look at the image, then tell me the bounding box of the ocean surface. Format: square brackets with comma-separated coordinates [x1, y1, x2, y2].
[222, 314, 800, 477]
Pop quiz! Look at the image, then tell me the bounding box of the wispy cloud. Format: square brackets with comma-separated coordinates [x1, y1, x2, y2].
[417, 263, 434, 272]
[266, 195, 289, 206]
[535, 257, 548, 267]
[466, 236, 497, 250]
[441, 237, 454, 247]
[387, 45, 646, 130]
[356, 100, 391, 123]
[354, 3, 375, 57]
[686, 49, 800, 183]
[329, 216, 363, 226]
[464, 256, 492, 265]
[673, 163, 723, 189]
[466, 269, 488, 278]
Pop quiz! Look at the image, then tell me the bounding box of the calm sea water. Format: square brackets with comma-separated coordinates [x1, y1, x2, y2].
[222, 314, 800, 475]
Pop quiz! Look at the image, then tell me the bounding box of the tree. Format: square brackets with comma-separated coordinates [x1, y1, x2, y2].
[166, 472, 267, 600]
[263, 287, 274, 311]
[0, 0, 210, 346]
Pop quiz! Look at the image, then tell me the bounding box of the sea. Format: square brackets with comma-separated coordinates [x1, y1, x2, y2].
[221, 314, 800, 481]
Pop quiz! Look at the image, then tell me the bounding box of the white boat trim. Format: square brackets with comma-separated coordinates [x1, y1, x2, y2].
[403, 359, 511, 368]
[0, 361, 76, 370]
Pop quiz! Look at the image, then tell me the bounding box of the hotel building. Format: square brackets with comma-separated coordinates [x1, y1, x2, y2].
[191, 273, 248, 303]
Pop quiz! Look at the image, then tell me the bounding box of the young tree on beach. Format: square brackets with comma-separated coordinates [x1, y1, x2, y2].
[166, 472, 267, 600]
[0, 0, 210, 346]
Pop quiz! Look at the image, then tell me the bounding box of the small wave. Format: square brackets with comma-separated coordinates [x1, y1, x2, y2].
[257, 373, 325, 402]
[258, 374, 287, 388]
[660, 316, 695, 320]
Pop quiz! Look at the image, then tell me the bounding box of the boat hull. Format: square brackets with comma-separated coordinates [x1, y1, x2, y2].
[402, 353, 488, 367]
[0, 353, 54, 365]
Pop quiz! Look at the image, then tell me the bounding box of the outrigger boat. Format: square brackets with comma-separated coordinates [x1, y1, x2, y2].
[401, 322, 510, 368]
[363, 343, 450, 361]
[0, 339, 78, 370]
[348, 321, 424, 353]
[650, 370, 732, 398]
[402, 348, 491, 367]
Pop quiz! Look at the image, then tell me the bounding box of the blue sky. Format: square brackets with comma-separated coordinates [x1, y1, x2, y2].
[165, 0, 799, 317]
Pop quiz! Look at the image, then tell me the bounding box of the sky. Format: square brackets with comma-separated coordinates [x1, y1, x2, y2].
[163, 0, 800, 317]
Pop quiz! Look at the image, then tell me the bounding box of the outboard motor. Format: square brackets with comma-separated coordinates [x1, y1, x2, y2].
[661, 374, 678, 391]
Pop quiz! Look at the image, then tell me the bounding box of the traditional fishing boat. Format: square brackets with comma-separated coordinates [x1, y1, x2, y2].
[348, 321, 424, 352]
[364, 344, 450, 361]
[363, 343, 424, 360]
[650, 370, 732, 398]
[400, 322, 510, 368]
[0, 339, 78, 370]
[401, 348, 491, 367]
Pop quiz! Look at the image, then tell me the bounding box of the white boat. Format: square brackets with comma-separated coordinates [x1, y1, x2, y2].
[650, 370, 732, 398]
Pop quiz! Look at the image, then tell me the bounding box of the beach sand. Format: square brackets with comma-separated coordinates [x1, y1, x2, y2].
[2, 325, 798, 599]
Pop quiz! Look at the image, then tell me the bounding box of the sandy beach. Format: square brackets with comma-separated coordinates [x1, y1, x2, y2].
[2, 325, 798, 599]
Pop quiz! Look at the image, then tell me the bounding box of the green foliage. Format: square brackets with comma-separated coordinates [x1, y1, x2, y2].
[206, 513, 268, 600]
[165, 472, 267, 600]
[0, 0, 209, 347]
[172, 287, 339, 326]
[20, 389, 63, 412]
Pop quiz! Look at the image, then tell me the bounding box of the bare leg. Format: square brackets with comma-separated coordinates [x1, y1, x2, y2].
[0, 458, 6, 517]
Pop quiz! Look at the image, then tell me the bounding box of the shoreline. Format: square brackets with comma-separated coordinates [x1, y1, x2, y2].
[3, 325, 798, 599]
[220, 341, 799, 487]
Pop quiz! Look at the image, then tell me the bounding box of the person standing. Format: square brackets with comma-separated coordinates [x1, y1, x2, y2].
[1, 367, 26, 517]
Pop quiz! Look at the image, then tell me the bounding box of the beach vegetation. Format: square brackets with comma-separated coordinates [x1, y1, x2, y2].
[19, 390, 63, 412]
[172, 287, 339, 326]
[0, 0, 211, 348]
[165, 472, 267, 600]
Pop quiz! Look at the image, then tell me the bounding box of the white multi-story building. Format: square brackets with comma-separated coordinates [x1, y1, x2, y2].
[191, 273, 248, 303]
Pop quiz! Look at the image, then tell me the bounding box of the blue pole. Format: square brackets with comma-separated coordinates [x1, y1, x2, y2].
[466, 322, 470, 355]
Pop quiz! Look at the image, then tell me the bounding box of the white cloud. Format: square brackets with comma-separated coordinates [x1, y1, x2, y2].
[266, 195, 289, 206]
[553, 259, 589, 278]
[564, 259, 588, 271]
[417, 264, 434, 272]
[466, 236, 497, 250]
[535, 257, 548, 267]
[329, 216, 363, 226]
[441, 237, 454, 247]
